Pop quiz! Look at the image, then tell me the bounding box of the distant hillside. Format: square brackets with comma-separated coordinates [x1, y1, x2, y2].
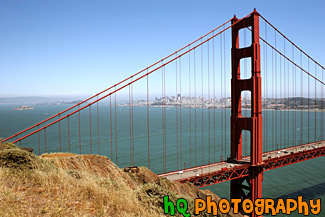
[0, 143, 242, 217]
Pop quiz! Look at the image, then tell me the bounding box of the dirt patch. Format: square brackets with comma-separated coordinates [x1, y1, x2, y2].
[41, 153, 78, 158]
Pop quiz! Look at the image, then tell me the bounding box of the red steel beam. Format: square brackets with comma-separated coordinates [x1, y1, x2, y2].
[178, 146, 325, 188]
[263, 146, 325, 171]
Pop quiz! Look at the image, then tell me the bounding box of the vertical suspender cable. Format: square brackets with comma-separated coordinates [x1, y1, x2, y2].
[308, 59, 310, 143]
[115, 88, 118, 164]
[220, 34, 224, 161]
[194, 49, 197, 166]
[110, 95, 113, 160]
[294, 50, 297, 146]
[223, 28, 227, 158]
[201, 39, 204, 165]
[59, 115, 61, 152]
[44, 128, 47, 153]
[89, 105, 92, 154]
[164, 66, 166, 170]
[129, 82, 132, 166]
[264, 22, 268, 152]
[176, 56, 179, 170]
[68, 116, 70, 152]
[275, 31, 278, 150]
[279, 46, 282, 148]
[161, 64, 166, 171]
[261, 24, 264, 152]
[208, 40, 211, 164]
[131, 81, 134, 166]
[287, 48, 290, 147]
[292, 45, 295, 146]
[38, 126, 40, 154]
[213, 33, 216, 162]
[78, 106, 81, 154]
[147, 71, 150, 169]
[321, 69, 324, 140]
[97, 96, 100, 154]
[300, 52, 303, 144]
[315, 63, 317, 142]
[189, 46, 192, 167]
[282, 38, 288, 148]
[272, 48, 274, 150]
[179, 57, 183, 166]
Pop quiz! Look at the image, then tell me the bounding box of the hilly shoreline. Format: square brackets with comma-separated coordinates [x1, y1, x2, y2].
[0, 142, 242, 217]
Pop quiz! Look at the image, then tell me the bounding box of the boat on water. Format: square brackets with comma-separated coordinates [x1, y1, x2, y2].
[13, 105, 35, 110]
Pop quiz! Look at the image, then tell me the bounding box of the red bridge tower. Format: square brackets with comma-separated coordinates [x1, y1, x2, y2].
[230, 9, 263, 217]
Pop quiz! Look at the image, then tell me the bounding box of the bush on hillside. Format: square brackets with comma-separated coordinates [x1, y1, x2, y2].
[0, 142, 53, 171]
[0, 142, 17, 151]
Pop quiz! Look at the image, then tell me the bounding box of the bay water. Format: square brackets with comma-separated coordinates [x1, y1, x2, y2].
[0, 104, 324, 216]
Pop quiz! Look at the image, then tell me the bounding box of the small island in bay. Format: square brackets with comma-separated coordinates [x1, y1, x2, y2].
[13, 105, 35, 110]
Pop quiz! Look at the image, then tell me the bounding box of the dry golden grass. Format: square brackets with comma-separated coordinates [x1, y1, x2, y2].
[0, 143, 242, 217]
[0, 146, 161, 216]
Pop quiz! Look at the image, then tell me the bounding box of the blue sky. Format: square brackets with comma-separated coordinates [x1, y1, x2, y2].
[1, 0, 324, 98]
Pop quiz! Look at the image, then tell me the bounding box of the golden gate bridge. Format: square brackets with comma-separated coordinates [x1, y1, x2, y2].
[2, 9, 324, 217]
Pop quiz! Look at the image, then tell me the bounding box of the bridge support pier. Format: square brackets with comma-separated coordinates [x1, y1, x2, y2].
[230, 9, 263, 217]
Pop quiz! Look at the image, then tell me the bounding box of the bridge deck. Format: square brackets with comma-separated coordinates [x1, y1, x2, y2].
[159, 141, 325, 187]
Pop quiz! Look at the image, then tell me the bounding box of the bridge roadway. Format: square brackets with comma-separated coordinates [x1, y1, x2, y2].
[159, 141, 325, 188]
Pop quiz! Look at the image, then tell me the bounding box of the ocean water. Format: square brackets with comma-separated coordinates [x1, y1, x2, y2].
[0, 104, 324, 216]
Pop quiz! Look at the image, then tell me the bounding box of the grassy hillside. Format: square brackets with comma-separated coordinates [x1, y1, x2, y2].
[0, 142, 242, 217]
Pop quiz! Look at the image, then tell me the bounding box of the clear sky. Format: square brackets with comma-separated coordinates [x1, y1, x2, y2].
[1, 0, 324, 98]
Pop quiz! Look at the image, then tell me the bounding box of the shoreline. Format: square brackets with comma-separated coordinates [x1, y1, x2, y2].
[118, 104, 325, 112]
